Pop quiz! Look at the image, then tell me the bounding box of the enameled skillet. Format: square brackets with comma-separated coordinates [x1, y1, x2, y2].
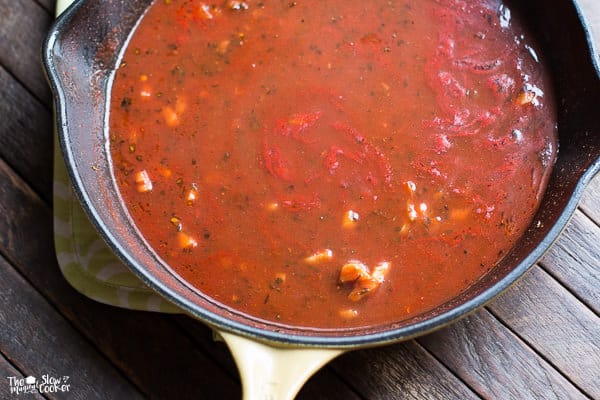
[43, 0, 600, 398]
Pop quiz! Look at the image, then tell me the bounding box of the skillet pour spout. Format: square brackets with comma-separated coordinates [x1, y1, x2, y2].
[44, 0, 598, 379]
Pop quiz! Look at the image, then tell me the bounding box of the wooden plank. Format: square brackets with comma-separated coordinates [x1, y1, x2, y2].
[330, 341, 480, 400]
[419, 309, 587, 399]
[69, 309, 242, 399]
[34, 0, 55, 15]
[0, 65, 53, 202]
[296, 367, 363, 400]
[579, 173, 600, 224]
[540, 210, 600, 313]
[0, 158, 52, 265]
[0, 354, 45, 400]
[0, 254, 145, 400]
[0, 158, 241, 399]
[0, 0, 54, 103]
[488, 266, 600, 398]
[174, 317, 241, 378]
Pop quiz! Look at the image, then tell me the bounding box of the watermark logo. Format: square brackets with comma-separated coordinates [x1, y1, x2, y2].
[7, 375, 71, 395]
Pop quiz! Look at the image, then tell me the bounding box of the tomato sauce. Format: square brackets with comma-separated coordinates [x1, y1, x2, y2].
[109, 0, 557, 328]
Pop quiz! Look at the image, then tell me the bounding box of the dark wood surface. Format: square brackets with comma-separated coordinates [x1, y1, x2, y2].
[1, 0, 599, 398]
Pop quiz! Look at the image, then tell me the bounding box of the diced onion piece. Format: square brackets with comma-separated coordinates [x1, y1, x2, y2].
[162, 96, 187, 127]
[304, 249, 333, 264]
[266, 202, 279, 211]
[515, 90, 536, 106]
[342, 210, 360, 228]
[134, 170, 153, 192]
[339, 309, 359, 319]
[216, 40, 231, 55]
[406, 200, 429, 222]
[177, 232, 198, 249]
[404, 180, 417, 195]
[397, 223, 410, 238]
[140, 86, 152, 97]
[339, 260, 369, 283]
[407, 202, 418, 221]
[186, 189, 198, 205]
[170, 216, 182, 231]
[227, 1, 249, 11]
[371, 261, 390, 283]
[198, 3, 214, 19]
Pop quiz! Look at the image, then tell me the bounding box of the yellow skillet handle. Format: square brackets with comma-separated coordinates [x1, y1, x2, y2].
[219, 331, 344, 400]
[56, 0, 73, 16]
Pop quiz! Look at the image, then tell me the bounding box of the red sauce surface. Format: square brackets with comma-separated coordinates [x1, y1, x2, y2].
[109, 0, 557, 329]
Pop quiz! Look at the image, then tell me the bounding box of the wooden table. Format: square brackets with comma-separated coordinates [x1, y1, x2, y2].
[1, 0, 598, 398]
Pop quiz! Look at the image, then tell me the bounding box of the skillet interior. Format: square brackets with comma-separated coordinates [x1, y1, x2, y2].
[43, 0, 600, 347]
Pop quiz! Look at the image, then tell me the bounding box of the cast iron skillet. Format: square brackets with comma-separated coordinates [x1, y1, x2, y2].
[43, 0, 599, 396]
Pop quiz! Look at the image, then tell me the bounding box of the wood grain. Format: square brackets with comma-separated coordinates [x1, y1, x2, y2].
[0, 0, 53, 103]
[488, 267, 600, 398]
[0, 355, 45, 400]
[419, 308, 587, 399]
[33, 0, 54, 14]
[0, 65, 53, 203]
[0, 254, 145, 400]
[330, 341, 479, 400]
[580, 173, 600, 224]
[540, 210, 600, 313]
[0, 157, 53, 268]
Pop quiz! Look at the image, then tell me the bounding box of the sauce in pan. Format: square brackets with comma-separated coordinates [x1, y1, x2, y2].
[109, 0, 557, 328]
